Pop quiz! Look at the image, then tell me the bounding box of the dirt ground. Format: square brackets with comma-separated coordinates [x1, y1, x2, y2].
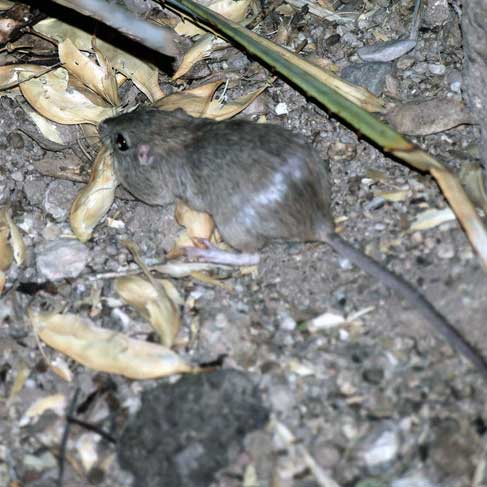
[0, 0, 486, 486]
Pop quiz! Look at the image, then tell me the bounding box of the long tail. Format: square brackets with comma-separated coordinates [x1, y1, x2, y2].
[326, 231, 487, 380]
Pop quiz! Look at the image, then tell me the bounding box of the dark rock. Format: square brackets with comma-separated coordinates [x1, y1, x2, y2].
[341, 62, 393, 96]
[118, 369, 269, 487]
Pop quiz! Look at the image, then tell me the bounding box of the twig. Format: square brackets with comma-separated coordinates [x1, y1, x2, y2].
[0, 62, 62, 91]
[57, 387, 81, 487]
[47, 0, 179, 57]
[88, 260, 233, 280]
[66, 416, 116, 444]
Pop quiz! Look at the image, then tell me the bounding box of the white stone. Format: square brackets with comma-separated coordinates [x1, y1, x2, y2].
[275, 102, 289, 115]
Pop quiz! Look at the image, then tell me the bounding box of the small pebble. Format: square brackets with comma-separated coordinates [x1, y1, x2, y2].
[423, 0, 450, 28]
[23, 178, 47, 207]
[396, 56, 415, 70]
[447, 70, 462, 93]
[275, 102, 289, 115]
[437, 243, 455, 259]
[338, 329, 349, 341]
[279, 313, 297, 331]
[41, 222, 62, 241]
[36, 239, 89, 280]
[428, 63, 446, 75]
[413, 62, 428, 74]
[341, 62, 392, 96]
[360, 424, 400, 470]
[338, 256, 353, 270]
[7, 131, 24, 149]
[365, 197, 385, 211]
[358, 39, 416, 63]
[10, 170, 24, 182]
[268, 385, 296, 413]
[44, 180, 78, 221]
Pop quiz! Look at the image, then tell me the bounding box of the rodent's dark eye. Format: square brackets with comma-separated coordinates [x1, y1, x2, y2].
[115, 133, 129, 151]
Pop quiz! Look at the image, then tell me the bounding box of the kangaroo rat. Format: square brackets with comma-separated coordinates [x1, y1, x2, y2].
[99, 107, 487, 380]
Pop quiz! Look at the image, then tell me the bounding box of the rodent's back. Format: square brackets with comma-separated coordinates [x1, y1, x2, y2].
[181, 118, 334, 250]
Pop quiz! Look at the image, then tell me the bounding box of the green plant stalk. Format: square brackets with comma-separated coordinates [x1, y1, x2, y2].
[164, 0, 420, 160]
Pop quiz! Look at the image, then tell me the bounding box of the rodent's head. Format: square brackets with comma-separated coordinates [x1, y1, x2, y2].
[98, 107, 192, 164]
[99, 108, 158, 163]
[97, 107, 192, 205]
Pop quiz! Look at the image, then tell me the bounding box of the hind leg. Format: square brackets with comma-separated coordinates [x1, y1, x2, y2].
[182, 238, 260, 266]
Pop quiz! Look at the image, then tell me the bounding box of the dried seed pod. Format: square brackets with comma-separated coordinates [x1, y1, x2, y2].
[114, 276, 181, 347]
[70, 147, 117, 242]
[31, 311, 194, 379]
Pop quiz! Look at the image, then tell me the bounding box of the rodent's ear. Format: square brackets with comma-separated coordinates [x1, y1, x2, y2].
[137, 143, 154, 166]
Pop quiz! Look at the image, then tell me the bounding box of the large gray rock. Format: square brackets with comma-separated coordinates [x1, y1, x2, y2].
[118, 370, 269, 487]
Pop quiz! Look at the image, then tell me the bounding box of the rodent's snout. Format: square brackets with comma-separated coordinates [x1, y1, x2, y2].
[97, 119, 110, 139]
[97, 118, 115, 149]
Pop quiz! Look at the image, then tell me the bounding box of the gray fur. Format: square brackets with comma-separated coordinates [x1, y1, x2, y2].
[99, 107, 487, 379]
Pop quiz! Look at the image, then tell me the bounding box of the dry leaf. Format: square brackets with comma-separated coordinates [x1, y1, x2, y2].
[59, 38, 119, 105]
[0, 205, 25, 270]
[25, 107, 65, 145]
[0, 1, 14, 9]
[374, 189, 410, 202]
[173, 34, 220, 80]
[175, 0, 253, 36]
[94, 41, 123, 97]
[70, 147, 117, 242]
[33, 18, 93, 49]
[155, 80, 267, 121]
[50, 356, 73, 382]
[299, 58, 385, 113]
[154, 79, 224, 117]
[410, 207, 456, 231]
[459, 162, 487, 213]
[34, 18, 164, 101]
[19, 68, 114, 125]
[5, 208, 26, 265]
[173, 231, 199, 250]
[205, 84, 268, 120]
[0, 64, 45, 90]
[0, 272, 5, 294]
[31, 311, 194, 379]
[114, 276, 181, 347]
[96, 41, 164, 101]
[7, 361, 29, 405]
[0, 209, 14, 272]
[175, 200, 215, 240]
[426, 165, 487, 266]
[21, 394, 67, 424]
